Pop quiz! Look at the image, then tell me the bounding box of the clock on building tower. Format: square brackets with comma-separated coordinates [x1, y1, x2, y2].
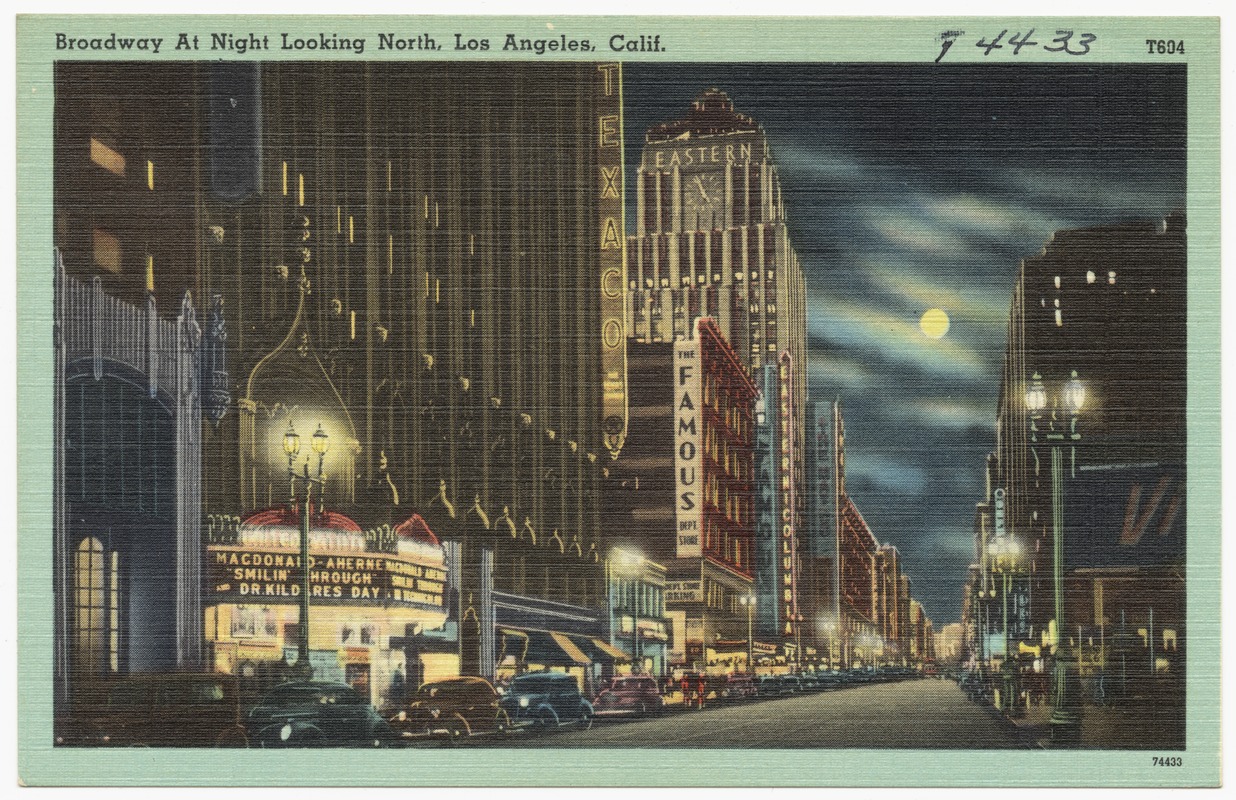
[684, 172, 724, 229]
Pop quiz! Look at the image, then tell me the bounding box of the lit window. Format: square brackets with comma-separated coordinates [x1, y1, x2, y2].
[629, 280, 637, 290]
[735, 272, 744, 281]
[146, 160, 154, 191]
[661, 278, 670, 288]
[697, 275, 706, 285]
[768, 343, 777, 351]
[75, 537, 118, 675]
[1108, 271, 1117, 285]
[1053, 276, 1061, 289]
[1086, 271, 1096, 284]
[92, 229, 121, 273]
[644, 278, 653, 288]
[89, 138, 125, 176]
[1054, 309, 1062, 327]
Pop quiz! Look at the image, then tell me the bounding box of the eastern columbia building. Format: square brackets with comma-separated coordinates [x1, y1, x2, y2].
[625, 89, 810, 649]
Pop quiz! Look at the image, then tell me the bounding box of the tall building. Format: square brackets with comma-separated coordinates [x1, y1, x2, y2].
[626, 89, 809, 650]
[604, 317, 757, 672]
[54, 61, 633, 709]
[53, 63, 208, 710]
[981, 214, 1186, 741]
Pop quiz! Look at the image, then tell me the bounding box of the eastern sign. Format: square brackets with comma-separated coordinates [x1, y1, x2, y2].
[208, 546, 446, 608]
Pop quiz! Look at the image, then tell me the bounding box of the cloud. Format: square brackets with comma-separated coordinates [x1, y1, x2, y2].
[807, 354, 881, 392]
[892, 397, 995, 432]
[859, 261, 1010, 325]
[807, 291, 992, 382]
[843, 452, 927, 497]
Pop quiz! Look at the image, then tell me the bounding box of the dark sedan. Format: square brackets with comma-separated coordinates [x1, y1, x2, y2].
[386, 677, 510, 742]
[247, 681, 396, 748]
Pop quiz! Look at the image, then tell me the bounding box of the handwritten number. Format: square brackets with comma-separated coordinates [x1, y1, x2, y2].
[935, 30, 963, 63]
[1072, 33, 1096, 55]
[1043, 30, 1073, 53]
[1008, 29, 1038, 55]
[975, 30, 1007, 56]
[1044, 30, 1095, 55]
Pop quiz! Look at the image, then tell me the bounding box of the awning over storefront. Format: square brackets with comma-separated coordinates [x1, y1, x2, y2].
[497, 628, 529, 663]
[549, 632, 591, 666]
[512, 629, 592, 667]
[578, 637, 631, 663]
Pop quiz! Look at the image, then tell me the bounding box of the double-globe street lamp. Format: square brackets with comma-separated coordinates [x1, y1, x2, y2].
[1026, 369, 1086, 746]
[283, 421, 330, 679]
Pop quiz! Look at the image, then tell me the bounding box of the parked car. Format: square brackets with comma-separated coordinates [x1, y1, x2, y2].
[716, 673, 758, 702]
[55, 673, 248, 748]
[796, 673, 822, 692]
[247, 681, 396, 747]
[386, 677, 509, 742]
[756, 675, 784, 698]
[778, 675, 803, 694]
[498, 672, 593, 732]
[591, 675, 664, 718]
[814, 670, 847, 690]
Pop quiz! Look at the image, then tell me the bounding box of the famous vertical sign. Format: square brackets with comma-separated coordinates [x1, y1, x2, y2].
[675, 341, 703, 557]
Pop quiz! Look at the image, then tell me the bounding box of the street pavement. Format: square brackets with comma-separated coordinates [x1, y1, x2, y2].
[491, 678, 1032, 749]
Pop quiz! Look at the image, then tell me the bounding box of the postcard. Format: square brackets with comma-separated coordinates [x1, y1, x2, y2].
[14, 13, 1220, 787]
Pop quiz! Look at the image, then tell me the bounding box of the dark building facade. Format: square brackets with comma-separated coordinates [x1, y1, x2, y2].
[54, 61, 632, 708]
[53, 63, 208, 710]
[981, 214, 1187, 735]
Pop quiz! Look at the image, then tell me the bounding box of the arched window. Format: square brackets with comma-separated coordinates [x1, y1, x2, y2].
[74, 537, 119, 675]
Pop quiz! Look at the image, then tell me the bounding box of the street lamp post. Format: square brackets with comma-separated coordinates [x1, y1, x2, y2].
[991, 538, 1024, 718]
[1026, 370, 1085, 746]
[739, 594, 756, 675]
[283, 421, 330, 680]
[792, 613, 804, 673]
[611, 548, 645, 675]
[819, 617, 837, 672]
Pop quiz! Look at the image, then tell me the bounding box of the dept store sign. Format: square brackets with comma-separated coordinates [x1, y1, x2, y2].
[209, 546, 445, 609]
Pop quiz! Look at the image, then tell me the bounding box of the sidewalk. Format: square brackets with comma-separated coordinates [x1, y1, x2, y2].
[998, 695, 1185, 749]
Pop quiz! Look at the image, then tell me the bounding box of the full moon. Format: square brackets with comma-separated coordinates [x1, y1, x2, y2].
[920, 308, 950, 339]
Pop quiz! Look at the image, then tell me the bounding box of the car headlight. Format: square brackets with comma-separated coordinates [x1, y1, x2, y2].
[519, 696, 529, 708]
[280, 723, 293, 742]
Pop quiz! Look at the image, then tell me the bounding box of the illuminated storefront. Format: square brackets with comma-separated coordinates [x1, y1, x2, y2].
[205, 510, 451, 708]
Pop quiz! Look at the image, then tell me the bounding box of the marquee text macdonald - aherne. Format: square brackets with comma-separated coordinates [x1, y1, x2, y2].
[54, 31, 667, 55]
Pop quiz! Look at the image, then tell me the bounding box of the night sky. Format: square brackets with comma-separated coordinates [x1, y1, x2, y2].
[622, 64, 1187, 624]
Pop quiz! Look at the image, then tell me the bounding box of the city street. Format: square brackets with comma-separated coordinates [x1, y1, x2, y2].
[492, 680, 1030, 749]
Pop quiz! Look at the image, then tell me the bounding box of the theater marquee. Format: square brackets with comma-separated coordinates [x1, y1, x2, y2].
[208, 546, 446, 608]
